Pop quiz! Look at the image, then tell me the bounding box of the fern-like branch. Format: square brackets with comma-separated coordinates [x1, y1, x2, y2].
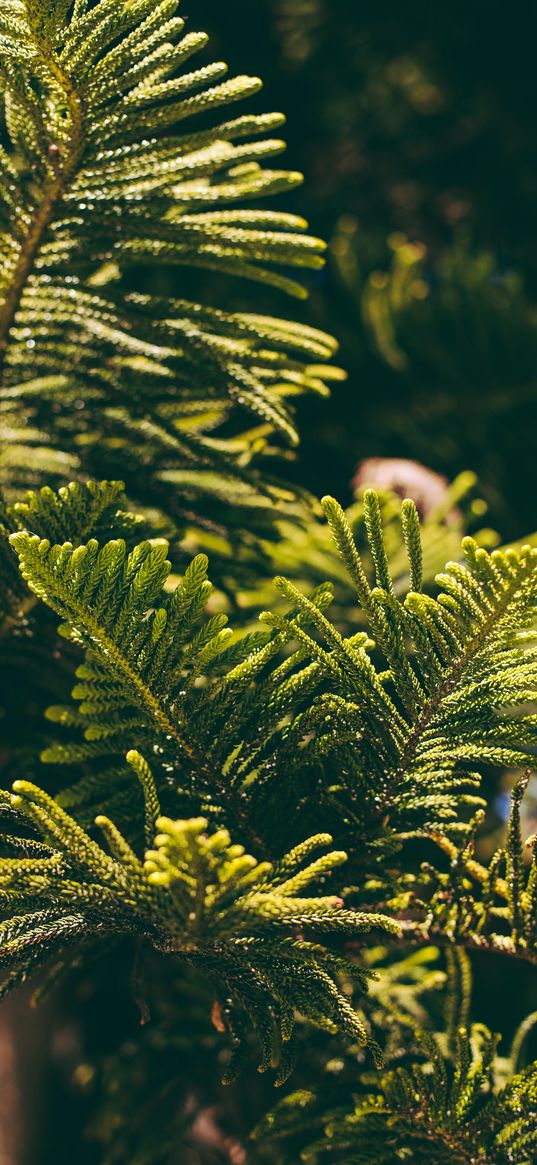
[0, 0, 339, 564]
[0, 780, 397, 1081]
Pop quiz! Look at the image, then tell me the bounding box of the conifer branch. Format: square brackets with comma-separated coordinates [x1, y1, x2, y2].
[0, 0, 339, 564]
[1, 6, 537, 1150]
[0, 783, 397, 1080]
[0, 4, 85, 363]
[256, 1024, 537, 1164]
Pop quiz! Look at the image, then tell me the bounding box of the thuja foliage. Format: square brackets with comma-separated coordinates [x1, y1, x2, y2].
[1, 3, 537, 1162]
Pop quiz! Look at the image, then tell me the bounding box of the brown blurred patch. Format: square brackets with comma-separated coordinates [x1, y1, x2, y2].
[352, 457, 451, 518]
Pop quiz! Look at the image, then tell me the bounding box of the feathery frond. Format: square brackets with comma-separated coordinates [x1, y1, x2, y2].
[0, 0, 338, 568]
[256, 1024, 537, 1164]
[232, 470, 501, 625]
[397, 773, 537, 965]
[8, 484, 537, 877]
[0, 782, 396, 1080]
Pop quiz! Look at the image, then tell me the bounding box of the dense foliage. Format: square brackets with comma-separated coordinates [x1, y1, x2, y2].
[1, 2, 536, 1162]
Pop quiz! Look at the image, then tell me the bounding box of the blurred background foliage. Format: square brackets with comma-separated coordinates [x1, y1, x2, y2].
[194, 0, 537, 538]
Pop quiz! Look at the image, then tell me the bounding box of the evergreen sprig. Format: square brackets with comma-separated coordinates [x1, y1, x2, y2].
[260, 491, 537, 855]
[233, 470, 501, 627]
[0, 0, 338, 568]
[0, 779, 397, 1081]
[256, 1024, 537, 1164]
[8, 482, 537, 867]
[397, 773, 537, 965]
